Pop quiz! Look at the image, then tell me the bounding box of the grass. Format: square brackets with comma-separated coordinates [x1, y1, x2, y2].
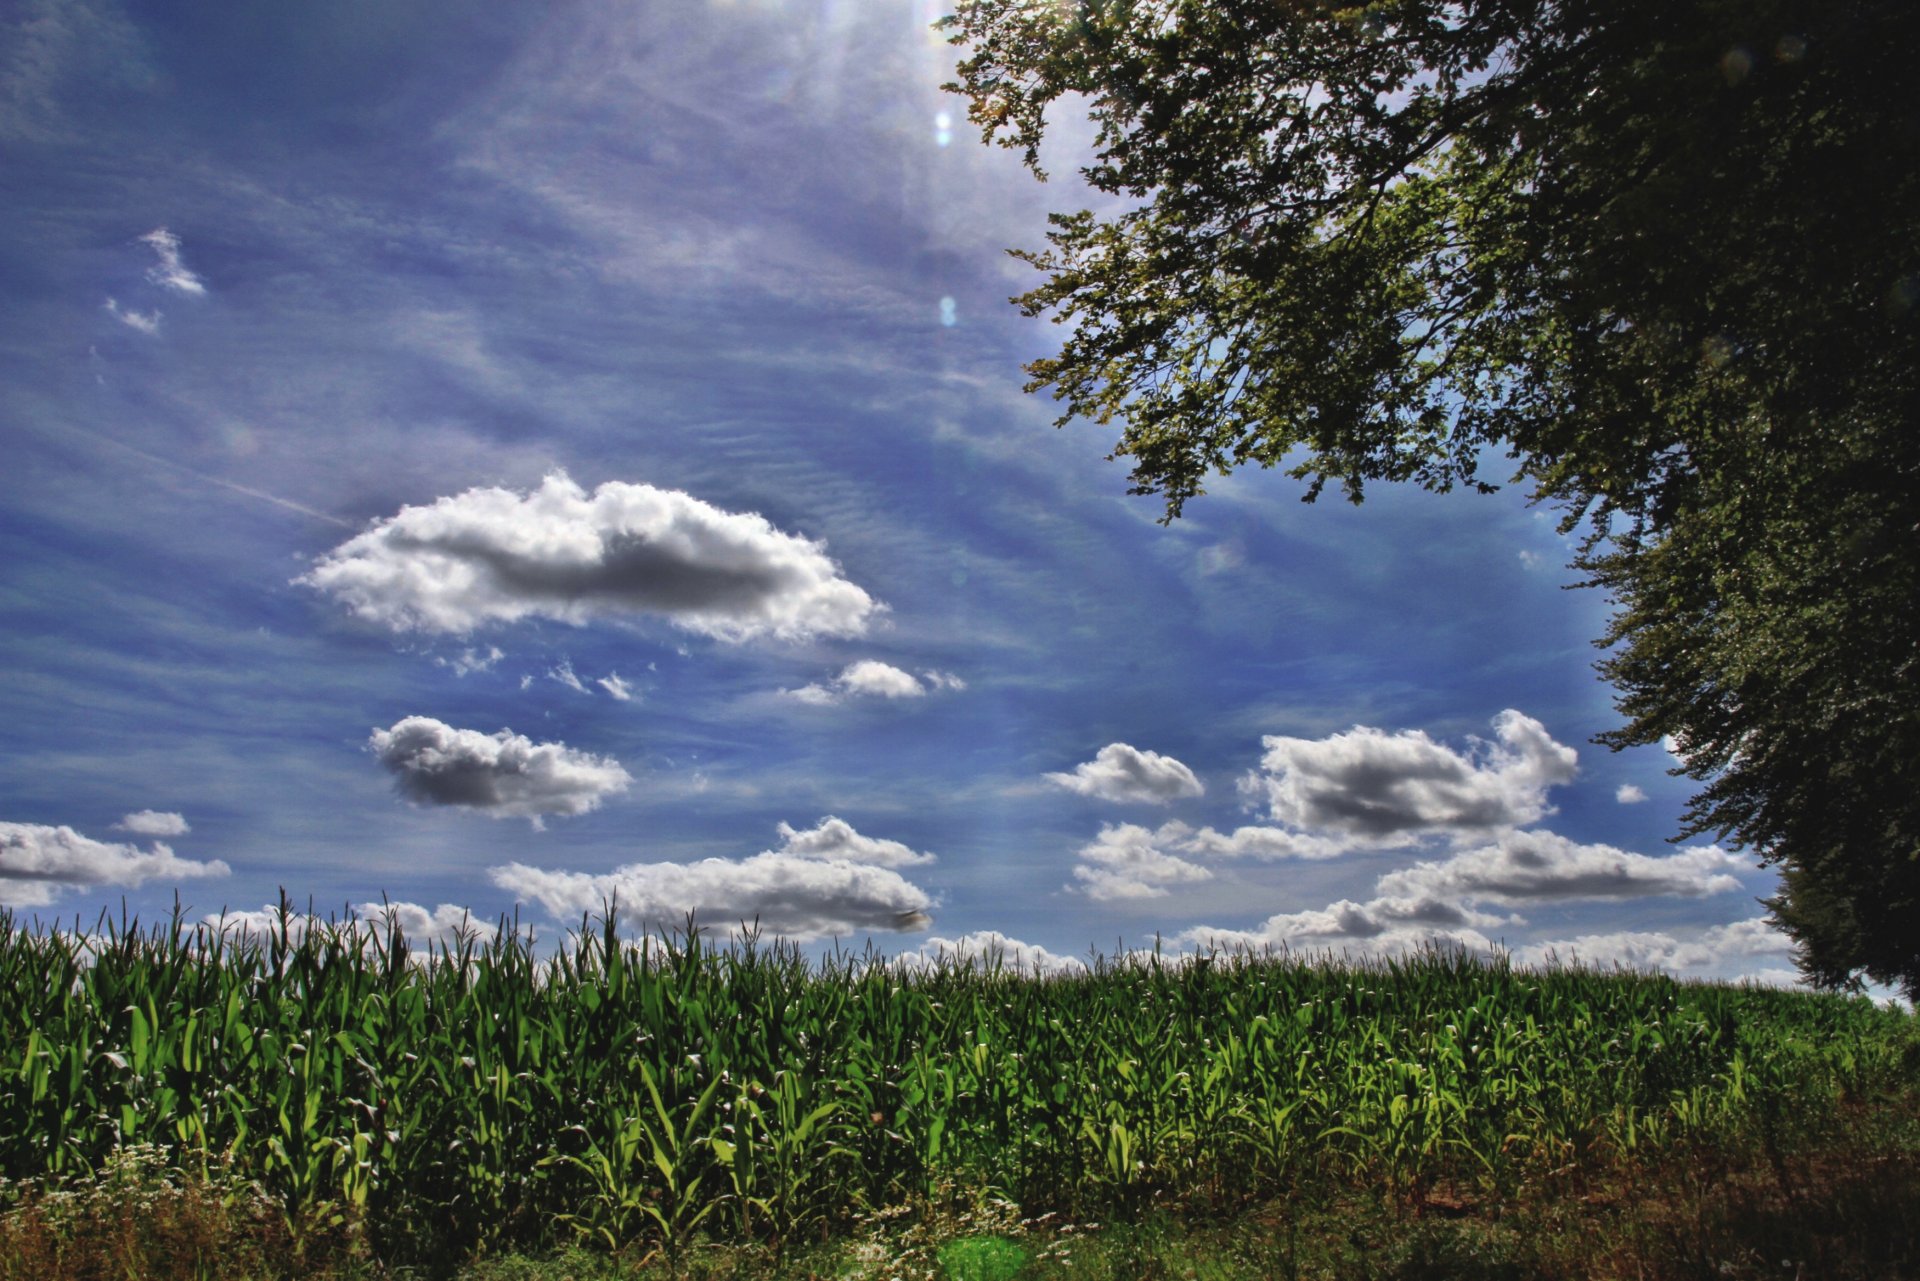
[0, 906, 1914, 1279]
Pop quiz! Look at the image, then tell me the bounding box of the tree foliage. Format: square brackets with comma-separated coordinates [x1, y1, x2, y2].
[943, 0, 1920, 995]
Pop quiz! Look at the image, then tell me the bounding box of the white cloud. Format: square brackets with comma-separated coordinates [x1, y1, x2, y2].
[368, 715, 631, 826]
[839, 660, 925, 699]
[1242, 710, 1577, 842]
[1615, 783, 1648, 804]
[205, 905, 327, 946]
[597, 672, 634, 701]
[490, 854, 933, 940]
[206, 901, 512, 957]
[1181, 895, 1506, 960]
[139, 228, 205, 295]
[772, 816, 936, 867]
[782, 660, 964, 705]
[1070, 822, 1213, 901]
[113, 809, 189, 837]
[103, 297, 160, 333]
[489, 817, 938, 939]
[354, 900, 507, 951]
[437, 645, 505, 676]
[1373, 830, 1747, 905]
[1046, 742, 1205, 805]
[1197, 542, 1244, 576]
[299, 472, 878, 642]
[0, 821, 228, 908]
[1173, 823, 1350, 861]
[1512, 916, 1794, 976]
[548, 658, 589, 694]
[895, 931, 1087, 975]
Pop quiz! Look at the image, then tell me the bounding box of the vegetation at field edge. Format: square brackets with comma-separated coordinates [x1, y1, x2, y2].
[0, 905, 1913, 1279]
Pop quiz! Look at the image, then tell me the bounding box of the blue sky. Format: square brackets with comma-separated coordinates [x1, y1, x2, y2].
[0, 0, 1799, 984]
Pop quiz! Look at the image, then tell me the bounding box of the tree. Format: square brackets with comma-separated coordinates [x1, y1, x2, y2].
[942, 0, 1920, 995]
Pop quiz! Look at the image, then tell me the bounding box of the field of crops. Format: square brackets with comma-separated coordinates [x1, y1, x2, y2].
[0, 905, 1912, 1276]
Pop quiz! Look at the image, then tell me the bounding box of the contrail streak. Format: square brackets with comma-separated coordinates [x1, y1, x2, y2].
[59, 423, 357, 530]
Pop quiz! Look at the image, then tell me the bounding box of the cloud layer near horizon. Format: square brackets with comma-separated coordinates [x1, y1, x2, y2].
[301, 473, 878, 642]
[489, 817, 938, 941]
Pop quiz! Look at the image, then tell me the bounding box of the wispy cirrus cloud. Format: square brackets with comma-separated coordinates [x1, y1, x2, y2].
[300, 473, 878, 642]
[368, 715, 631, 827]
[103, 297, 160, 333]
[1, 821, 228, 908]
[1046, 742, 1204, 805]
[139, 228, 205, 295]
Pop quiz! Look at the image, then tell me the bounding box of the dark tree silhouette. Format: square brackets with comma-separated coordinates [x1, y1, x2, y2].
[943, 0, 1920, 995]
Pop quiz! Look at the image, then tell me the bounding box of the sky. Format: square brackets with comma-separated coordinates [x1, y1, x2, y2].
[0, 0, 1807, 987]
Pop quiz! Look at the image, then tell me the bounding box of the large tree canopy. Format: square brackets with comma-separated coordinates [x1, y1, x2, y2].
[943, 0, 1920, 995]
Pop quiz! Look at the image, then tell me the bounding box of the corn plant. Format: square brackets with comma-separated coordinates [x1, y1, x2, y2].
[0, 903, 1911, 1272]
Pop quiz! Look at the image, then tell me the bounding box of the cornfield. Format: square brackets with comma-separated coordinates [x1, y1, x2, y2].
[0, 904, 1911, 1271]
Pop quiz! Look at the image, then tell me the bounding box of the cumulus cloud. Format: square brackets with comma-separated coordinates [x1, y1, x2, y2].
[0, 822, 228, 908]
[1182, 895, 1507, 959]
[103, 297, 160, 333]
[1373, 830, 1747, 905]
[1615, 784, 1648, 804]
[1241, 710, 1577, 842]
[140, 228, 205, 295]
[1178, 830, 1750, 964]
[1174, 823, 1350, 861]
[1047, 743, 1205, 805]
[772, 816, 936, 867]
[113, 810, 190, 837]
[490, 855, 932, 940]
[355, 900, 508, 951]
[299, 473, 877, 642]
[597, 672, 634, 701]
[489, 816, 938, 939]
[895, 931, 1087, 976]
[839, 660, 924, 698]
[1512, 916, 1794, 975]
[1070, 822, 1213, 901]
[207, 900, 513, 956]
[368, 716, 631, 826]
[782, 660, 964, 705]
